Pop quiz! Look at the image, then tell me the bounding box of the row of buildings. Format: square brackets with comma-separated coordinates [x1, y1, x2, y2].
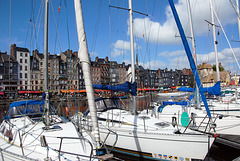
[0, 44, 230, 98]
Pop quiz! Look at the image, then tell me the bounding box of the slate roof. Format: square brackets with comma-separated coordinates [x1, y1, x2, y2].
[16, 47, 29, 52]
[0, 53, 17, 63]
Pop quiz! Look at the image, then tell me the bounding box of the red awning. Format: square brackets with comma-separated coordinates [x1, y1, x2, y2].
[18, 91, 43, 94]
[0, 92, 4, 95]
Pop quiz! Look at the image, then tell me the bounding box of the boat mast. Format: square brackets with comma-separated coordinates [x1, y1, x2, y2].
[186, 0, 200, 109]
[237, 0, 240, 39]
[74, 0, 101, 148]
[168, 0, 212, 118]
[44, 0, 50, 127]
[209, 0, 220, 82]
[129, 0, 136, 114]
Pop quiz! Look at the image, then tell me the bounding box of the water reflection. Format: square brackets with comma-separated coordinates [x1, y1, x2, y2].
[52, 94, 157, 117]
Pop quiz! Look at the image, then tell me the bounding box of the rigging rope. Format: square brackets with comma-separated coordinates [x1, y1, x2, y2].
[211, 3, 240, 71]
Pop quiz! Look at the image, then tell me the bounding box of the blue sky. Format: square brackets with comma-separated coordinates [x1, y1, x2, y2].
[1, 0, 240, 74]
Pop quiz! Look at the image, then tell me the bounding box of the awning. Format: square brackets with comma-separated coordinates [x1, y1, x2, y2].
[0, 92, 4, 95]
[137, 88, 157, 91]
[18, 91, 43, 94]
[60, 89, 111, 94]
[60, 90, 86, 94]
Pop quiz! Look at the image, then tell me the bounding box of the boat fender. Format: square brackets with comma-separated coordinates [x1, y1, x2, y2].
[65, 107, 69, 116]
[219, 115, 223, 119]
[172, 117, 177, 127]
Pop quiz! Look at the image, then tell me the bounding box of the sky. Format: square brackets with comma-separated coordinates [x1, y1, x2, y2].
[0, 0, 240, 74]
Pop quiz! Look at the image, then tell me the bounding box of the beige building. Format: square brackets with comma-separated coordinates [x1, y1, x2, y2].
[198, 62, 230, 87]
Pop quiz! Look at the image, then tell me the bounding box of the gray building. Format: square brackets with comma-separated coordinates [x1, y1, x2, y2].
[0, 51, 18, 97]
[11, 44, 30, 90]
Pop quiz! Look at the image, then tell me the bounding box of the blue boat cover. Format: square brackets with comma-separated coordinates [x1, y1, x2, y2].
[5, 100, 51, 119]
[93, 81, 137, 96]
[178, 81, 221, 96]
[162, 101, 188, 106]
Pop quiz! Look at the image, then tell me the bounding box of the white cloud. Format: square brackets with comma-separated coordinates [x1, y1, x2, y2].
[158, 50, 185, 57]
[149, 47, 240, 70]
[113, 40, 131, 50]
[111, 48, 127, 58]
[113, 40, 139, 51]
[131, 0, 235, 44]
[111, 40, 141, 57]
[139, 60, 167, 69]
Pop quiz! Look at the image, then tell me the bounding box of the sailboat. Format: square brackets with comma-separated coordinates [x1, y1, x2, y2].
[80, 0, 215, 160]
[145, 0, 240, 146]
[0, 0, 108, 160]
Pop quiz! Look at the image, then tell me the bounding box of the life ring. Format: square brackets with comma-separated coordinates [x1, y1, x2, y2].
[65, 107, 69, 116]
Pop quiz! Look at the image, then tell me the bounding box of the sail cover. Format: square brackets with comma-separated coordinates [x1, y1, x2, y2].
[93, 81, 137, 96]
[6, 100, 54, 119]
[162, 101, 188, 106]
[178, 81, 221, 96]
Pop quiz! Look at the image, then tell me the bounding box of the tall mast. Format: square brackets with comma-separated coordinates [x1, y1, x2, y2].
[209, 0, 220, 82]
[237, 0, 240, 39]
[168, 0, 212, 118]
[74, 0, 101, 148]
[186, 0, 200, 109]
[44, 0, 50, 127]
[129, 0, 136, 114]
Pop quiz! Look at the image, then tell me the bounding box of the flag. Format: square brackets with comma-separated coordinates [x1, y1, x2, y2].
[58, 5, 61, 12]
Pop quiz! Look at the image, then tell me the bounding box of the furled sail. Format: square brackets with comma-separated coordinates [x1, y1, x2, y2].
[93, 81, 137, 96]
[178, 81, 221, 96]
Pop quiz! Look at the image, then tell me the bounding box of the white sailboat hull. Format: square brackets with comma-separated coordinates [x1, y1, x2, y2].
[83, 104, 215, 161]
[0, 116, 97, 161]
[99, 125, 213, 160]
[146, 104, 240, 136]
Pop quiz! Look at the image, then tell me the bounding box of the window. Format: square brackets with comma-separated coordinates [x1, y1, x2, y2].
[20, 53, 22, 56]
[25, 53, 27, 57]
[25, 81, 27, 85]
[25, 66, 27, 70]
[20, 66, 22, 70]
[20, 73, 22, 78]
[25, 73, 27, 78]
[20, 59, 22, 63]
[25, 59, 27, 63]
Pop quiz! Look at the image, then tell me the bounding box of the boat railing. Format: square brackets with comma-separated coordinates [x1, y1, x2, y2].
[184, 113, 217, 134]
[54, 136, 94, 160]
[102, 128, 118, 153]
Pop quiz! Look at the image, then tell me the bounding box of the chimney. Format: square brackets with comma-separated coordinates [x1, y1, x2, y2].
[11, 44, 16, 58]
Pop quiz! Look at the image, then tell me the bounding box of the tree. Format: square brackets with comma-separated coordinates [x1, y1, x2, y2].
[212, 64, 224, 72]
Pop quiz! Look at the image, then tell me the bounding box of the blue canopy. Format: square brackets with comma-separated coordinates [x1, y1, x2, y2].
[9, 100, 45, 109]
[162, 101, 188, 106]
[178, 81, 221, 96]
[6, 100, 53, 119]
[93, 81, 137, 96]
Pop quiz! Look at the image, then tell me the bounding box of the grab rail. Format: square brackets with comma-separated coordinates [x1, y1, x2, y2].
[102, 129, 118, 153]
[56, 136, 94, 160]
